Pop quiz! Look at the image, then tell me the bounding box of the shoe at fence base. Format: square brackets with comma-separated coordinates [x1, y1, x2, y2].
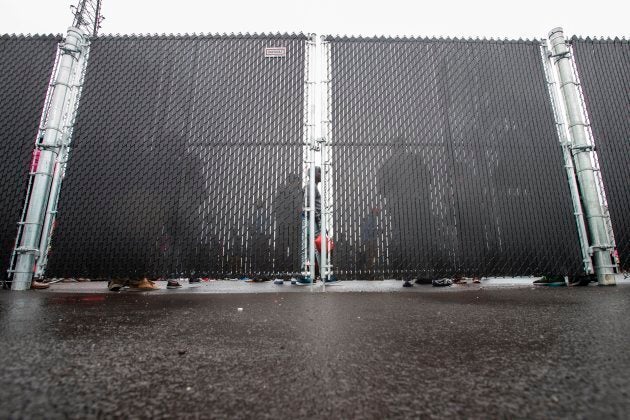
[167, 279, 182, 289]
[131, 278, 159, 291]
[402, 280, 413, 288]
[295, 276, 313, 286]
[568, 274, 595, 287]
[533, 276, 566, 287]
[107, 279, 125, 291]
[30, 280, 50, 290]
[414, 278, 433, 285]
[432, 278, 453, 287]
[453, 275, 467, 285]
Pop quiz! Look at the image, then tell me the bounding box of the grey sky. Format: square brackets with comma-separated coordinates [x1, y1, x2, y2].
[1, 0, 628, 39]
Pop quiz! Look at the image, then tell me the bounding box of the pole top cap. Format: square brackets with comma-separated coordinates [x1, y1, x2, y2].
[548, 27, 564, 39]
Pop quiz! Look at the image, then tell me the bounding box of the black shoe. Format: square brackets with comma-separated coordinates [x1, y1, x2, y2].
[402, 280, 413, 287]
[189, 278, 201, 284]
[568, 275, 595, 287]
[533, 276, 566, 287]
[414, 278, 432, 285]
[167, 279, 182, 289]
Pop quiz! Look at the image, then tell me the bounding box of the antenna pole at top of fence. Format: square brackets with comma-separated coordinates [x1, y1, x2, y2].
[11, 27, 85, 290]
[548, 27, 616, 285]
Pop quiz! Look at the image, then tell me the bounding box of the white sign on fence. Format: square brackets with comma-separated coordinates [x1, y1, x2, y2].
[265, 47, 287, 58]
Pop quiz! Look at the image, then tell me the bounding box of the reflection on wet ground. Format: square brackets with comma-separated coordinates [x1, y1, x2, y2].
[1, 285, 629, 418]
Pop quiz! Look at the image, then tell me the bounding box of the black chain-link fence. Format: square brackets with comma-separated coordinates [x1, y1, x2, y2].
[0, 35, 59, 281]
[328, 37, 583, 279]
[571, 38, 630, 271]
[4, 33, 625, 280]
[46, 35, 306, 279]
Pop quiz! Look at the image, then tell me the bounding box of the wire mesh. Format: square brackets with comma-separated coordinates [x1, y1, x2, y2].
[571, 37, 630, 271]
[327, 37, 583, 279]
[46, 34, 307, 279]
[0, 35, 60, 282]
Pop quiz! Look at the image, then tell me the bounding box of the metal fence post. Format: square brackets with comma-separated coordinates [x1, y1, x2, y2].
[302, 35, 318, 283]
[540, 42, 593, 275]
[11, 27, 85, 290]
[35, 38, 90, 278]
[548, 27, 617, 285]
[319, 35, 333, 282]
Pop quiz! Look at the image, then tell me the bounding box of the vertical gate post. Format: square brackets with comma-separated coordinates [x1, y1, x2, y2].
[35, 40, 89, 279]
[548, 27, 617, 285]
[11, 27, 86, 290]
[540, 42, 593, 275]
[319, 36, 332, 282]
[303, 34, 317, 282]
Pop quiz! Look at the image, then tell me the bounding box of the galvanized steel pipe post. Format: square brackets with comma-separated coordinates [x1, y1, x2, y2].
[307, 34, 317, 282]
[34, 40, 89, 279]
[317, 35, 328, 282]
[11, 27, 85, 290]
[541, 43, 593, 274]
[548, 27, 616, 285]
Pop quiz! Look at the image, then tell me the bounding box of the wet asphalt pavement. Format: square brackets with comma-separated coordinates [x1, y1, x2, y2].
[1, 283, 630, 419]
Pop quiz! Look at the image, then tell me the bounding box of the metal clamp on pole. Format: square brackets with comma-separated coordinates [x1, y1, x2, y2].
[570, 144, 595, 152]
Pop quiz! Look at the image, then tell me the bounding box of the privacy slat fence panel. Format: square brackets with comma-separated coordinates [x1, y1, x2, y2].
[47, 35, 306, 279]
[0, 35, 59, 280]
[328, 38, 583, 279]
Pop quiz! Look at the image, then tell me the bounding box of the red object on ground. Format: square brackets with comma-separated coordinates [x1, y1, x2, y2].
[315, 234, 335, 252]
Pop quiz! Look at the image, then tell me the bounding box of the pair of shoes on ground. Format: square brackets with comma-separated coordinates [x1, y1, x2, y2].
[294, 276, 340, 285]
[534, 275, 595, 287]
[453, 277, 482, 285]
[108, 278, 159, 291]
[533, 275, 566, 287]
[168, 278, 207, 289]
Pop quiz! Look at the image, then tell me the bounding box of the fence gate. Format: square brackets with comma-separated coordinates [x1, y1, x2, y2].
[3, 32, 628, 283]
[46, 35, 307, 279]
[327, 37, 583, 279]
